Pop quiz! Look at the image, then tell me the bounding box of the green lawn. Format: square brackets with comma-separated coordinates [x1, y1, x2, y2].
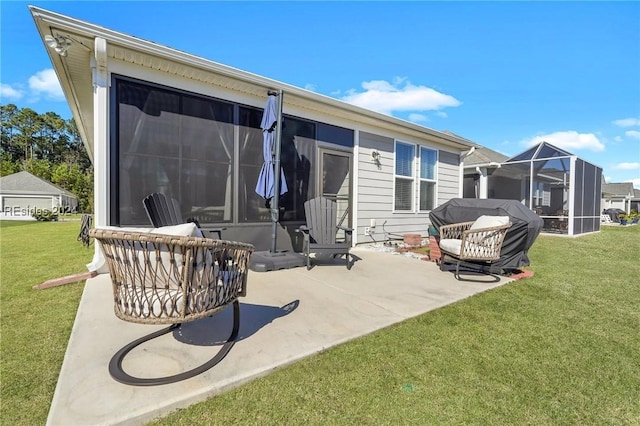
[1, 220, 91, 425]
[1, 221, 639, 425]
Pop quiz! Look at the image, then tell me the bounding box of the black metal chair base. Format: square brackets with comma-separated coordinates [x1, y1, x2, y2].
[109, 300, 240, 386]
[440, 254, 501, 282]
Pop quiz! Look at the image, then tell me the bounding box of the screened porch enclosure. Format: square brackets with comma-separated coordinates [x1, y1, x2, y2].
[485, 143, 601, 235]
[111, 76, 353, 250]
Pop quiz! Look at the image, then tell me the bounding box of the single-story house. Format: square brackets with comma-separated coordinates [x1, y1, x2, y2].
[601, 182, 639, 213]
[31, 6, 478, 268]
[461, 145, 509, 199]
[0, 171, 78, 218]
[462, 142, 603, 236]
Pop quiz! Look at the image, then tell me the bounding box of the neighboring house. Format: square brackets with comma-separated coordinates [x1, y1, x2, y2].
[462, 142, 603, 236]
[602, 182, 639, 213]
[0, 171, 78, 217]
[461, 145, 509, 199]
[31, 6, 476, 259]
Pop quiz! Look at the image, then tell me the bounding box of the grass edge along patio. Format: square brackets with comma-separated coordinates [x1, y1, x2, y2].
[1, 221, 639, 424]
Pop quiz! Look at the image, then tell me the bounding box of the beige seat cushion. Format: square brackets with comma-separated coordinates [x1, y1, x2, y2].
[439, 238, 462, 255]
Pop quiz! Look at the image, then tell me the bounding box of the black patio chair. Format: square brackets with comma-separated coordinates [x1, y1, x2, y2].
[298, 196, 353, 270]
[143, 192, 225, 239]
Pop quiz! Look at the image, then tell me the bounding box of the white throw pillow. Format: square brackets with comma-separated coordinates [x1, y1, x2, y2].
[144, 222, 201, 288]
[470, 215, 510, 230]
[95, 222, 198, 285]
[92, 226, 153, 273]
[149, 222, 199, 238]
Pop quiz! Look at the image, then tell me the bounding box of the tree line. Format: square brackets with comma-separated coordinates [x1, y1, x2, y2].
[1, 104, 93, 212]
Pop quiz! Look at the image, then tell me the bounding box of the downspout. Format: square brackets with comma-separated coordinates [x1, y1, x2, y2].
[352, 129, 360, 246]
[458, 146, 476, 198]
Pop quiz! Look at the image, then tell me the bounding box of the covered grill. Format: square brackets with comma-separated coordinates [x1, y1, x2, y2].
[429, 198, 544, 271]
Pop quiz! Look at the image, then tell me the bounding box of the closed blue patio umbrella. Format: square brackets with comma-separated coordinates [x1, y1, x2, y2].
[255, 93, 288, 206]
[249, 91, 306, 268]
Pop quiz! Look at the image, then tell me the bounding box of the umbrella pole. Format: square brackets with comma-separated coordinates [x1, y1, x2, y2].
[270, 89, 284, 254]
[249, 90, 305, 271]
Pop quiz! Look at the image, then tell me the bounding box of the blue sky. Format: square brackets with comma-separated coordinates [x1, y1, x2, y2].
[2, 1, 639, 187]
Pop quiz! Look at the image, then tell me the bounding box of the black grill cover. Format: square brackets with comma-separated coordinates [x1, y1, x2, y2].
[429, 198, 544, 270]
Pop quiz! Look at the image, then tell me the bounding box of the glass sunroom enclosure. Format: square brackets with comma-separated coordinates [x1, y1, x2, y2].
[486, 142, 602, 235]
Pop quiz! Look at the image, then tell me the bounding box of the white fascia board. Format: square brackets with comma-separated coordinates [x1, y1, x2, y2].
[29, 6, 474, 152]
[462, 161, 501, 170]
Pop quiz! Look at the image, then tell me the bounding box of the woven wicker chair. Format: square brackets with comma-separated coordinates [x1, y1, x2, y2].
[90, 228, 253, 386]
[438, 215, 511, 280]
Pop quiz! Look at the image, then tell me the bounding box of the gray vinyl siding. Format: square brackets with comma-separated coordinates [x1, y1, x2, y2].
[437, 150, 461, 205]
[357, 132, 394, 227]
[355, 131, 462, 244]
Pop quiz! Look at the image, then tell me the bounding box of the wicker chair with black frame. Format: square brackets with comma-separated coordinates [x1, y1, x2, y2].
[90, 225, 253, 386]
[438, 215, 511, 281]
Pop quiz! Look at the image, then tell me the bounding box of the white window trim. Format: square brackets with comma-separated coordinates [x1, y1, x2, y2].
[418, 146, 438, 212]
[393, 140, 416, 212]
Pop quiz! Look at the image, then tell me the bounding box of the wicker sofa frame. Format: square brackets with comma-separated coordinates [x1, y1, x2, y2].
[90, 228, 254, 386]
[438, 220, 511, 280]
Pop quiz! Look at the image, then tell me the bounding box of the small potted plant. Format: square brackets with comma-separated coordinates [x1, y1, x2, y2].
[619, 213, 629, 225]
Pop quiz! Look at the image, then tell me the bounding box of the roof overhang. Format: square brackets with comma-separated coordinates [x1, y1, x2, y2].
[463, 161, 502, 170]
[30, 6, 475, 162]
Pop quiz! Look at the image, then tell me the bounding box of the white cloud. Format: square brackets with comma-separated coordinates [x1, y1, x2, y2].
[435, 111, 448, 118]
[304, 83, 317, 92]
[630, 178, 640, 190]
[0, 83, 24, 100]
[614, 136, 623, 142]
[613, 162, 640, 170]
[521, 131, 605, 152]
[625, 130, 640, 140]
[613, 117, 640, 127]
[28, 69, 64, 101]
[340, 77, 461, 116]
[408, 113, 428, 123]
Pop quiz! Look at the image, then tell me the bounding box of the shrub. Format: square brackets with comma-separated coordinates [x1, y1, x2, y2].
[32, 209, 59, 222]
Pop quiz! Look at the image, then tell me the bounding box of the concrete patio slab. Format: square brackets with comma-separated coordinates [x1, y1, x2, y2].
[46, 247, 513, 425]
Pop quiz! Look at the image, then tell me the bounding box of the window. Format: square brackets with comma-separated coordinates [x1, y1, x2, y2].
[114, 78, 234, 225]
[419, 147, 437, 211]
[394, 142, 415, 211]
[394, 142, 438, 212]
